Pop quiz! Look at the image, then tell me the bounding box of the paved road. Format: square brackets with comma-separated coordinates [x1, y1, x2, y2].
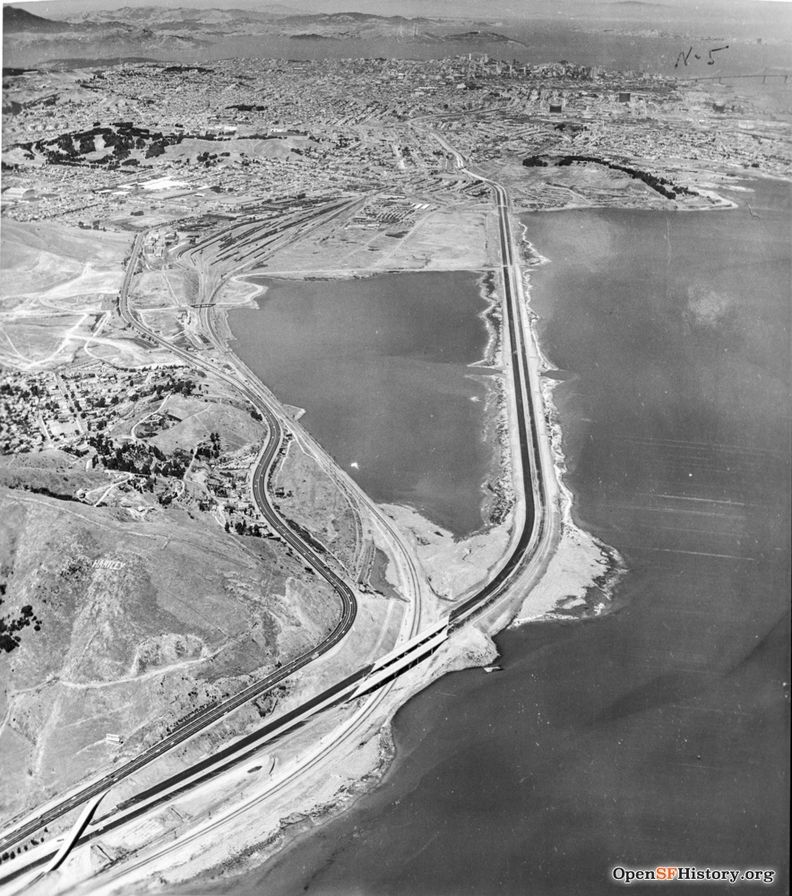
[0, 232, 360, 857]
[430, 132, 553, 626]
[0, 153, 559, 877]
[450, 176, 551, 626]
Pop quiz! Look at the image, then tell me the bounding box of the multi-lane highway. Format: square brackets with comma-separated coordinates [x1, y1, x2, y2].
[0, 232, 362, 860]
[450, 178, 553, 628]
[0, 142, 560, 888]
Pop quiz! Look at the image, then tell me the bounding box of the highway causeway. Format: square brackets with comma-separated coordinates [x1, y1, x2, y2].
[0, 143, 561, 889]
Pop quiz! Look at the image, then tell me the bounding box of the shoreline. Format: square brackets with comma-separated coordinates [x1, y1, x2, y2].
[159, 142, 791, 896]
[502, 173, 781, 623]
[470, 268, 515, 537]
[514, 191, 738, 216]
[167, 626, 501, 895]
[160, 210, 626, 894]
[511, 226, 625, 625]
[222, 266, 510, 543]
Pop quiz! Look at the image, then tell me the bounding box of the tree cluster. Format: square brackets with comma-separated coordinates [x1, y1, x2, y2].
[196, 431, 222, 460]
[88, 434, 190, 479]
[0, 584, 41, 654]
[522, 153, 692, 199]
[225, 518, 263, 537]
[17, 123, 184, 169]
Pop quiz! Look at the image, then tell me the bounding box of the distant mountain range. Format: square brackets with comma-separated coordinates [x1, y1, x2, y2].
[278, 12, 426, 26]
[2, 4, 525, 67]
[5, 5, 435, 32]
[3, 5, 74, 33]
[6, 1, 787, 70]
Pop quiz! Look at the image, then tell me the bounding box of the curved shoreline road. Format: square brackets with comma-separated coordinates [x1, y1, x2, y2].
[429, 133, 559, 633]
[451, 180, 552, 626]
[0, 234, 361, 857]
[0, 151, 560, 872]
[76, 155, 562, 888]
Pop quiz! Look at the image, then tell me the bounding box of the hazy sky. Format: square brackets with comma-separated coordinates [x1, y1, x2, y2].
[5, 0, 532, 14]
[5, 0, 790, 18]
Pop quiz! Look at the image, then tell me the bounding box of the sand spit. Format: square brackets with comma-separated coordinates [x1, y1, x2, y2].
[54, 630, 497, 896]
[525, 353, 625, 622]
[506, 179, 754, 624]
[219, 273, 270, 309]
[467, 271, 516, 530]
[471, 269, 504, 370]
[381, 502, 515, 604]
[477, 371, 516, 528]
[151, 221, 624, 895]
[684, 188, 737, 211]
[42, 216, 626, 896]
[511, 231, 625, 627]
[512, 513, 623, 623]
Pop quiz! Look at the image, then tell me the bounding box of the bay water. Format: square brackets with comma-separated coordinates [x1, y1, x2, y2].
[222, 178, 790, 896]
[228, 270, 496, 537]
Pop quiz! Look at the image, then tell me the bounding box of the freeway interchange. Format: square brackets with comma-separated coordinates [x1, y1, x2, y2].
[0, 231, 363, 870]
[0, 147, 560, 891]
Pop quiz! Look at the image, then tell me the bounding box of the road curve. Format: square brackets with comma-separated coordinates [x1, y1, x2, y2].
[450, 179, 549, 626]
[428, 132, 558, 632]
[0, 153, 558, 873]
[0, 233, 360, 857]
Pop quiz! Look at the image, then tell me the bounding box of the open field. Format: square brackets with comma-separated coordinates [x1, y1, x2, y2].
[0, 20, 789, 891]
[0, 484, 338, 819]
[0, 221, 132, 370]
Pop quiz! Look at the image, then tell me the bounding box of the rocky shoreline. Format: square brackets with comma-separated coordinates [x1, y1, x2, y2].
[473, 270, 516, 533]
[127, 210, 627, 896]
